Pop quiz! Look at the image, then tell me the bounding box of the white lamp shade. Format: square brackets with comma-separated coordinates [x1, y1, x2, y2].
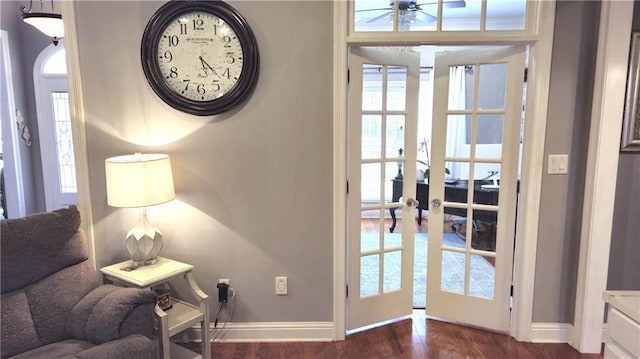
[22, 13, 64, 39]
[105, 153, 175, 208]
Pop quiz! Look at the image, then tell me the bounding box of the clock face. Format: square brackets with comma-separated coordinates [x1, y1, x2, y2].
[141, 1, 259, 116]
[156, 11, 244, 102]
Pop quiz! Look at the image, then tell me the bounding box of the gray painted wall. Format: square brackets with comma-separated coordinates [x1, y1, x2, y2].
[0, 0, 50, 216]
[607, 2, 640, 291]
[72, 0, 333, 323]
[534, 0, 599, 323]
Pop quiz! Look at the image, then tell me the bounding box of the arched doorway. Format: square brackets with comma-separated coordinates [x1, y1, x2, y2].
[33, 41, 78, 211]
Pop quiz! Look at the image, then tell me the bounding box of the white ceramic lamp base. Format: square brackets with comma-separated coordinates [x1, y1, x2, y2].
[125, 208, 163, 266]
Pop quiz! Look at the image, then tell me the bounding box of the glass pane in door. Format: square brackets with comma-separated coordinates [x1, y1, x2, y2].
[363, 64, 383, 110]
[441, 250, 465, 293]
[361, 163, 382, 203]
[469, 254, 495, 298]
[383, 251, 402, 292]
[386, 116, 405, 158]
[362, 115, 382, 160]
[387, 67, 407, 111]
[51, 92, 76, 193]
[448, 66, 474, 111]
[478, 63, 507, 109]
[469, 211, 497, 252]
[361, 254, 380, 297]
[476, 114, 504, 150]
[446, 115, 471, 158]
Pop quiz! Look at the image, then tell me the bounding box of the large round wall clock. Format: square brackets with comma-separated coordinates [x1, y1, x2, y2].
[141, 0, 260, 116]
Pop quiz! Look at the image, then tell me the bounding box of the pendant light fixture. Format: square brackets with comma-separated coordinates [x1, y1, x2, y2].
[20, 0, 64, 46]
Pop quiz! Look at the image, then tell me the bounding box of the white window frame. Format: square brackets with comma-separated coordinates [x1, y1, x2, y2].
[348, 0, 540, 42]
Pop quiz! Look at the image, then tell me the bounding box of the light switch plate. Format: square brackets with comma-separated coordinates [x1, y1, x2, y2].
[548, 154, 569, 175]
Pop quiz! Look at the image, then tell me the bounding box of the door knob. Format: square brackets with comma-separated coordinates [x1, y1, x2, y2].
[405, 198, 419, 208]
[431, 198, 442, 208]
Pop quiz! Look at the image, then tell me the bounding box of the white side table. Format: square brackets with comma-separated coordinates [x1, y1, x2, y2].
[101, 257, 211, 359]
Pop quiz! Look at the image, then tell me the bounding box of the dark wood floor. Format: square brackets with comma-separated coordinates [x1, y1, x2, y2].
[180, 312, 602, 359]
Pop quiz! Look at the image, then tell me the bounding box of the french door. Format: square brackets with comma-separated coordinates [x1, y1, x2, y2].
[347, 47, 420, 330]
[348, 45, 525, 333]
[33, 44, 78, 212]
[426, 46, 525, 332]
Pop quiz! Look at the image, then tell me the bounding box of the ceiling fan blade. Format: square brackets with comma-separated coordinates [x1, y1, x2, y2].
[366, 11, 393, 23]
[443, 0, 466, 9]
[355, 7, 394, 13]
[417, 0, 466, 9]
[415, 10, 437, 22]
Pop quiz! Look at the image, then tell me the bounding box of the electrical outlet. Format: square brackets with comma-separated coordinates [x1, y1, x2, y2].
[275, 276, 287, 295]
[217, 281, 229, 303]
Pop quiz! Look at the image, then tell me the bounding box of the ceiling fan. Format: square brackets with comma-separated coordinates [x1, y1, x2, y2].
[356, 0, 467, 24]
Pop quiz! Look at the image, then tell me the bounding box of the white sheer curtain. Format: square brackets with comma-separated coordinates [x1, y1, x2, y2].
[417, 68, 433, 175]
[446, 66, 467, 179]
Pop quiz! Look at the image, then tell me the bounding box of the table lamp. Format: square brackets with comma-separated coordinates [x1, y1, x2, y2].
[105, 153, 175, 266]
[393, 125, 405, 179]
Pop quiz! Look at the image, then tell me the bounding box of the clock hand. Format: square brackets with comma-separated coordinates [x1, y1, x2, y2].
[199, 56, 216, 76]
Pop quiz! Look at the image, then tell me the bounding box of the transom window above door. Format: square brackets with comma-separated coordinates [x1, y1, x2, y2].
[352, 0, 527, 33]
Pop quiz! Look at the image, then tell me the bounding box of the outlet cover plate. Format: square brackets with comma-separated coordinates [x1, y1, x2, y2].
[275, 277, 287, 295]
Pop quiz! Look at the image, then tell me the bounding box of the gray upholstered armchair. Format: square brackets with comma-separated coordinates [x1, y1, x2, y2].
[1, 206, 157, 359]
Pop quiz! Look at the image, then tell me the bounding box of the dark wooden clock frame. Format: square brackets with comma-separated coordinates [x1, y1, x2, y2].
[140, 0, 260, 116]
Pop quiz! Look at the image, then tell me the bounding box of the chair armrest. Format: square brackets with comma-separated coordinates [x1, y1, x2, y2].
[66, 284, 156, 344]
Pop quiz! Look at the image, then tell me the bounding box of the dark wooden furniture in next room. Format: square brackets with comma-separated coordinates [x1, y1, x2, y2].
[389, 178, 499, 233]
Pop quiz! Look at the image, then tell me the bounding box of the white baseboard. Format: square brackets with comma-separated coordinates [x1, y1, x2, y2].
[530, 323, 573, 343]
[180, 321, 607, 347]
[180, 322, 335, 343]
[530, 322, 608, 347]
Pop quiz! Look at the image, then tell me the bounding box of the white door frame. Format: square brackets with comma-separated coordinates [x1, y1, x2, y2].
[572, 0, 633, 353]
[0, 30, 27, 219]
[332, 1, 557, 341]
[60, 0, 96, 270]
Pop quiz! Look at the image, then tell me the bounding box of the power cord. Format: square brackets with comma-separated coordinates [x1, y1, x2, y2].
[210, 288, 237, 343]
[213, 302, 224, 328]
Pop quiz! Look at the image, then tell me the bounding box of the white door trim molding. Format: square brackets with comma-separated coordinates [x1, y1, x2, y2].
[60, 0, 97, 270]
[510, 0, 556, 342]
[332, 0, 348, 341]
[572, 0, 633, 353]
